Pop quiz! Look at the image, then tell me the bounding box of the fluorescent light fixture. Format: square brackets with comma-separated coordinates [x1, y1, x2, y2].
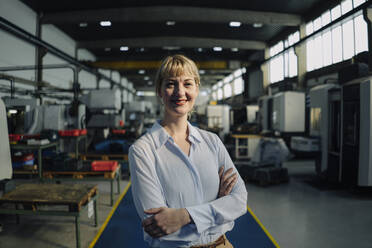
[140, 48, 145, 52]
[199, 70, 206, 74]
[213, 47, 223, 51]
[79, 22, 88, 27]
[138, 70, 145, 74]
[231, 48, 239, 52]
[120, 46, 129, 51]
[166, 21, 176, 26]
[100, 21, 112, 27]
[104, 47, 111, 52]
[253, 23, 263, 28]
[136, 91, 145, 96]
[197, 48, 203, 52]
[162, 46, 181, 50]
[147, 81, 153, 86]
[9, 109, 18, 114]
[229, 21, 241, 27]
[144, 76, 150, 80]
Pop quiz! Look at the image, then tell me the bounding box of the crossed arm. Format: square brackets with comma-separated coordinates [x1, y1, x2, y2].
[142, 166, 238, 238]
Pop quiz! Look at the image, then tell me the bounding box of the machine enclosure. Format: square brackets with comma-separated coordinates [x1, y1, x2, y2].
[272, 91, 305, 133]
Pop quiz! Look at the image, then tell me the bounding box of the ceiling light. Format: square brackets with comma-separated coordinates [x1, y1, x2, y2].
[104, 47, 111, 52]
[213, 47, 223, 51]
[147, 81, 153, 86]
[79, 22, 88, 27]
[120, 46, 129, 51]
[231, 48, 239, 52]
[229, 21, 241, 27]
[138, 70, 145, 74]
[100, 21, 112, 27]
[140, 48, 145, 52]
[162, 46, 181, 50]
[144, 76, 150, 80]
[199, 70, 205, 74]
[166, 21, 176, 26]
[197, 48, 203, 52]
[253, 23, 263, 28]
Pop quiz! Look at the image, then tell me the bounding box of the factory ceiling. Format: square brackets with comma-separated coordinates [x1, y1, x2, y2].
[20, 0, 338, 89]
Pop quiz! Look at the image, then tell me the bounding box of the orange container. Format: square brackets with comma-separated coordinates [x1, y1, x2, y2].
[91, 161, 118, 171]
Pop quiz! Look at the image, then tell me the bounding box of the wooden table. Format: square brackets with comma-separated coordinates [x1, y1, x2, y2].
[0, 183, 98, 248]
[43, 164, 121, 206]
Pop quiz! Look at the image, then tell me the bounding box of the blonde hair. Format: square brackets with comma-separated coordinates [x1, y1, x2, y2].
[155, 54, 200, 96]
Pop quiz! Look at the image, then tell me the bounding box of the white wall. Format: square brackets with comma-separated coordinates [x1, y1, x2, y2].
[0, 0, 121, 101]
[0, 0, 37, 98]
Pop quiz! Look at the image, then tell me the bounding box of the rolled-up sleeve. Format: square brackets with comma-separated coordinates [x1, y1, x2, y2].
[185, 134, 248, 234]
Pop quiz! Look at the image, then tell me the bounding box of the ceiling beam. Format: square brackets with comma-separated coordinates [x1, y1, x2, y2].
[89, 60, 228, 70]
[42, 6, 301, 26]
[78, 37, 266, 50]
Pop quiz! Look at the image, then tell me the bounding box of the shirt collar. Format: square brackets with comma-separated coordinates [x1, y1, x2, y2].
[150, 120, 202, 149]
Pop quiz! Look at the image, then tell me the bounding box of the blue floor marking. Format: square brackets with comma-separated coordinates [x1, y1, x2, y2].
[94, 188, 276, 247]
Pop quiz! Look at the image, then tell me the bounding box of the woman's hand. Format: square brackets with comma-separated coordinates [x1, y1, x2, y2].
[218, 165, 238, 198]
[142, 207, 191, 238]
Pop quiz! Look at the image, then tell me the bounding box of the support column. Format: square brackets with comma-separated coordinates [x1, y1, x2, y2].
[260, 47, 270, 95]
[35, 12, 45, 103]
[363, 7, 372, 70]
[295, 23, 307, 90]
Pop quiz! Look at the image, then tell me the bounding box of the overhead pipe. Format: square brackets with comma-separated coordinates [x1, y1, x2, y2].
[0, 16, 133, 93]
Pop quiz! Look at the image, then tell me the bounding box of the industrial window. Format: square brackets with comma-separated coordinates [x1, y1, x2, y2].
[210, 68, 245, 100]
[217, 88, 223, 100]
[223, 83, 232, 98]
[212, 91, 217, 100]
[234, 77, 244, 95]
[305, 0, 368, 72]
[269, 31, 299, 84]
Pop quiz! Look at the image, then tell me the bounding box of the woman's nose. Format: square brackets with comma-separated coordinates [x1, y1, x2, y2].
[174, 84, 185, 96]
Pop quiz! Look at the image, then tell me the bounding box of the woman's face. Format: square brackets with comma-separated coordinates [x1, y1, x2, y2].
[160, 73, 199, 118]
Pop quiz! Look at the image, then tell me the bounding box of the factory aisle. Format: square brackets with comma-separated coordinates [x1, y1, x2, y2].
[248, 160, 372, 248]
[92, 183, 277, 248]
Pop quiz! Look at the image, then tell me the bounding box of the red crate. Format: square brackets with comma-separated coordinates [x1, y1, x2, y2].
[80, 129, 87, 135]
[59, 129, 81, 137]
[9, 134, 22, 142]
[112, 129, 126, 135]
[91, 161, 118, 171]
[23, 134, 40, 140]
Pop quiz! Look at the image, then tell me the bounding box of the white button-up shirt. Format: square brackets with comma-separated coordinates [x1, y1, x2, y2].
[129, 121, 247, 247]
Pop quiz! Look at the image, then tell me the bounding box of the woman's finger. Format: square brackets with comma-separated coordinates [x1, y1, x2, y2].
[218, 166, 224, 180]
[221, 168, 234, 182]
[223, 173, 237, 188]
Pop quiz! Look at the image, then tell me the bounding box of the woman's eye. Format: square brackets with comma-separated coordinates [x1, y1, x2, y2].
[166, 82, 175, 88]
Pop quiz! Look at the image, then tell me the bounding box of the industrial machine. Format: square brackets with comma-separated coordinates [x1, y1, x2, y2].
[206, 105, 230, 138]
[4, 97, 86, 133]
[0, 98, 12, 182]
[272, 91, 305, 133]
[308, 84, 340, 178]
[258, 95, 273, 133]
[3, 97, 42, 134]
[80, 88, 124, 128]
[341, 76, 372, 187]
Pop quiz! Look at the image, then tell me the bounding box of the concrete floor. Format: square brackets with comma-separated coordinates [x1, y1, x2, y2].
[1, 160, 372, 248]
[0, 178, 130, 248]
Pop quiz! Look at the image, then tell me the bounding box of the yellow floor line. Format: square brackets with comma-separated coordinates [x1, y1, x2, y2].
[247, 206, 281, 248]
[89, 181, 132, 248]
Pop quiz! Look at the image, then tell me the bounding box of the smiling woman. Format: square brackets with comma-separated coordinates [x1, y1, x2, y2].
[129, 54, 247, 248]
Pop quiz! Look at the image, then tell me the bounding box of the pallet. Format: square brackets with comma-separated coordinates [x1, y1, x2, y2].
[79, 153, 128, 161]
[43, 169, 118, 179]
